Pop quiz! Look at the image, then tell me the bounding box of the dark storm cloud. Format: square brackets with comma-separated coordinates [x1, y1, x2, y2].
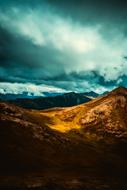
[46, 0, 127, 24]
[0, 0, 127, 94]
[0, 25, 66, 80]
[46, 0, 127, 43]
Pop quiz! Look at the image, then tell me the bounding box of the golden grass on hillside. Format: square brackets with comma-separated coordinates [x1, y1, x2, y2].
[40, 109, 81, 133]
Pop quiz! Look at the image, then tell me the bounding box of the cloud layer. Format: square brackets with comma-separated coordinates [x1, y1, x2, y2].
[0, 0, 127, 94]
[0, 82, 67, 96]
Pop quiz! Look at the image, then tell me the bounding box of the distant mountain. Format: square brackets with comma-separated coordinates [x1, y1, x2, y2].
[0, 91, 64, 100]
[1, 87, 127, 189]
[9, 92, 92, 110]
[0, 91, 99, 101]
[81, 91, 98, 98]
[0, 92, 35, 100]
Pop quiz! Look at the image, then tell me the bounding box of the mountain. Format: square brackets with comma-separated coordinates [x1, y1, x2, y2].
[0, 102, 72, 171]
[0, 91, 64, 100]
[1, 87, 127, 189]
[40, 87, 127, 138]
[81, 91, 99, 98]
[9, 92, 92, 110]
[0, 101, 105, 189]
[0, 92, 38, 100]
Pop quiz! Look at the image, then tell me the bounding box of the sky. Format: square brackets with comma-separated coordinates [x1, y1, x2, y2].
[0, 0, 127, 95]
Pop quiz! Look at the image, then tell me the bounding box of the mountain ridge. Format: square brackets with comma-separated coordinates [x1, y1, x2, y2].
[8, 91, 94, 110]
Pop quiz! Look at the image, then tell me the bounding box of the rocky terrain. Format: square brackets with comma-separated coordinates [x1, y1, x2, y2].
[0, 87, 127, 189]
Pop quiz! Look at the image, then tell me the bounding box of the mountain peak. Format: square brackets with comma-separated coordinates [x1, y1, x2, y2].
[109, 86, 127, 96]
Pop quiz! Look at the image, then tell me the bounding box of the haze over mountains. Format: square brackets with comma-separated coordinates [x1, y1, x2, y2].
[1, 87, 127, 189]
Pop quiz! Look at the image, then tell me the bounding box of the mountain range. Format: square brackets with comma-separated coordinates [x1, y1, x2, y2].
[0, 91, 64, 100]
[0, 87, 127, 189]
[0, 91, 99, 110]
[0, 91, 98, 101]
[10, 92, 93, 110]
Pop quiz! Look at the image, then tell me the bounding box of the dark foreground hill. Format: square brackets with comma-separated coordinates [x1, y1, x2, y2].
[1, 87, 127, 189]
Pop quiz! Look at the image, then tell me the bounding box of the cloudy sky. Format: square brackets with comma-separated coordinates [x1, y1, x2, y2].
[0, 0, 127, 95]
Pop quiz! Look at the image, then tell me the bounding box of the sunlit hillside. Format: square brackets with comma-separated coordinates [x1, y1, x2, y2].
[41, 87, 127, 140]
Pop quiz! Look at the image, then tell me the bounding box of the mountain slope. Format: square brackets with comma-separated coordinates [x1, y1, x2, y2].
[0, 102, 68, 171]
[0, 102, 100, 172]
[44, 87, 127, 139]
